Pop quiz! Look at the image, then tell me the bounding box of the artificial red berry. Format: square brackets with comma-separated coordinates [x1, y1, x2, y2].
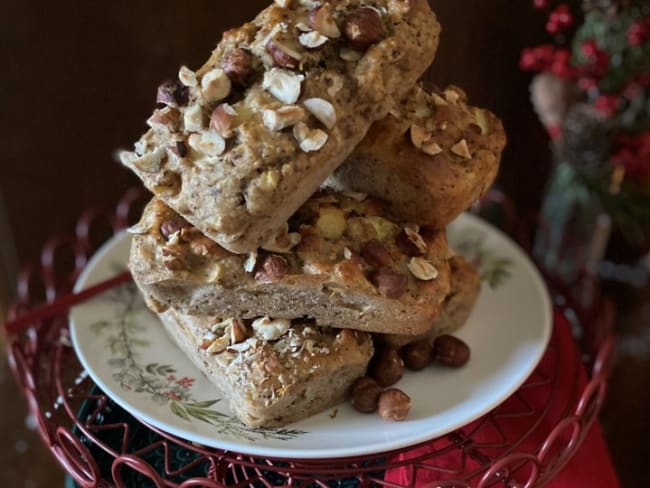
[594, 94, 620, 118]
[533, 0, 549, 9]
[578, 77, 598, 91]
[627, 19, 650, 46]
[547, 4, 574, 34]
[550, 49, 575, 79]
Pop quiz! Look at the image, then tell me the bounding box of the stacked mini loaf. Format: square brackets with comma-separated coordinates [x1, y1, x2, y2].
[121, 0, 505, 427]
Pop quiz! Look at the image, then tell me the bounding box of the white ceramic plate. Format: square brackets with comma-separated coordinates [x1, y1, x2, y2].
[70, 213, 551, 459]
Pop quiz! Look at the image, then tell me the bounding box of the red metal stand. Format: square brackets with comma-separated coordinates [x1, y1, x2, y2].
[4, 189, 615, 488]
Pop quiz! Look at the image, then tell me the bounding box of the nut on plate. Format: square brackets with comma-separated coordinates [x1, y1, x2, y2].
[401, 340, 433, 371]
[378, 388, 412, 421]
[350, 377, 383, 413]
[369, 347, 404, 387]
[433, 335, 471, 368]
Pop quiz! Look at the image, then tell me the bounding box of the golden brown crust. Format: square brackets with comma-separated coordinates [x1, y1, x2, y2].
[129, 192, 451, 335]
[121, 0, 440, 253]
[326, 84, 507, 228]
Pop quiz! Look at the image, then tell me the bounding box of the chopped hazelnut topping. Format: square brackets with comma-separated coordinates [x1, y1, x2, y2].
[293, 122, 328, 152]
[183, 104, 204, 132]
[188, 131, 226, 157]
[200, 68, 232, 102]
[221, 48, 254, 85]
[431, 93, 448, 106]
[255, 254, 289, 282]
[422, 141, 443, 156]
[210, 103, 237, 138]
[120, 147, 166, 173]
[299, 30, 329, 48]
[266, 39, 303, 69]
[408, 257, 439, 281]
[263, 105, 306, 131]
[147, 107, 180, 132]
[156, 81, 189, 107]
[451, 139, 472, 159]
[178, 66, 198, 87]
[252, 317, 291, 341]
[206, 336, 230, 354]
[230, 319, 249, 344]
[410, 124, 432, 149]
[309, 3, 341, 38]
[263, 68, 304, 104]
[295, 22, 312, 32]
[303, 98, 337, 130]
[404, 225, 428, 254]
[444, 88, 461, 104]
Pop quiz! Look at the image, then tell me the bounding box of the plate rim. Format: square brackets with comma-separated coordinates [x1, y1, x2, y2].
[70, 213, 552, 459]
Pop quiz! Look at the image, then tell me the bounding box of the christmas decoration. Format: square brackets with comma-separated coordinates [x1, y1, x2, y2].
[523, 0, 650, 253]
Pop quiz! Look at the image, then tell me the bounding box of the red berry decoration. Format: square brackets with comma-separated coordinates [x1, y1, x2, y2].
[578, 77, 598, 91]
[546, 4, 574, 34]
[627, 18, 650, 47]
[580, 39, 610, 78]
[533, 0, 549, 9]
[550, 49, 575, 80]
[594, 94, 620, 118]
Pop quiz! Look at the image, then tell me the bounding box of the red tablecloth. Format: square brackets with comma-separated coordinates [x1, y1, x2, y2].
[386, 311, 621, 487]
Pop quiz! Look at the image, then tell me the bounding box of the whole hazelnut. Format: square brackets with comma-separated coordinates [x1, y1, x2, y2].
[369, 347, 404, 387]
[222, 48, 254, 85]
[343, 7, 384, 51]
[378, 388, 411, 421]
[370, 267, 408, 299]
[350, 377, 382, 413]
[160, 217, 191, 240]
[401, 340, 433, 371]
[266, 40, 301, 69]
[156, 80, 189, 107]
[432, 335, 471, 368]
[255, 254, 289, 282]
[361, 239, 393, 267]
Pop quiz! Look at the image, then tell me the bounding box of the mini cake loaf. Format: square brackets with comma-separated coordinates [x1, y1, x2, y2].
[157, 309, 373, 427]
[120, 0, 440, 253]
[326, 84, 507, 228]
[130, 192, 451, 335]
[378, 254, 481, 349]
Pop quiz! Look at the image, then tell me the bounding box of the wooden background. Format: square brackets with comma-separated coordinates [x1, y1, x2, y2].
[7, 1, 647, 487]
